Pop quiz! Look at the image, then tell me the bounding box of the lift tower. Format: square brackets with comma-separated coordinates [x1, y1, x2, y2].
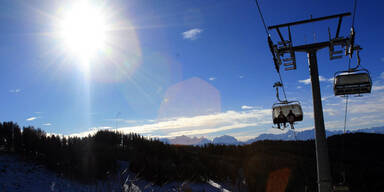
[267, 13, 354, 192]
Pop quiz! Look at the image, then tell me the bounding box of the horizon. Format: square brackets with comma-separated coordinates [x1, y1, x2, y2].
[1, 0, 384, 141]
[3, 121, 379, 143]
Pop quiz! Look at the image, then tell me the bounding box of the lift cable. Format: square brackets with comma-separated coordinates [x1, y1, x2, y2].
[338, 0, 359, 186]
[351, 0, 357, 28]
[342, 0, 359, 137]
[255, 0, 288, 101]
[278, 73, 288, 101]
[343, 97, 349, 134]
[254, 0, 270, 36]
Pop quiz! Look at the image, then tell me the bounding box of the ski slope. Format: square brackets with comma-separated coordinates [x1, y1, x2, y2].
[0, 153, 236, 192]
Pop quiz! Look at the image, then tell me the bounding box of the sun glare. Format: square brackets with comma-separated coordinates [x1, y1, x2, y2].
[59, 1, 107, 60]
[54, 0, 142, 82]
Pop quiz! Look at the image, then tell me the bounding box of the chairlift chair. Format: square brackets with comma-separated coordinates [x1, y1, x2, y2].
[272, 101, 303, 128]
[272, 82, 303, 129]
[334, 69, 372, 96]
[333, 184, 350, 192]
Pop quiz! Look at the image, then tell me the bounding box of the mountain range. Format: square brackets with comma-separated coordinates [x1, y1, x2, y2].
[159, 126, 384, 145]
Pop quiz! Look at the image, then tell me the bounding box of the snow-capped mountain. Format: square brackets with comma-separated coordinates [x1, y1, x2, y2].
[159, 126, 384, 145]
[245, 126, 384, 144]
[212, 135, 239, 145]
[161, 135, 210, 145]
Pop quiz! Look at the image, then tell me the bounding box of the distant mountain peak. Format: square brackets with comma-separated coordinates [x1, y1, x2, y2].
[167, 135, 210, 145]
[158, 126, 384, 145]
[213, 135, 239, 145]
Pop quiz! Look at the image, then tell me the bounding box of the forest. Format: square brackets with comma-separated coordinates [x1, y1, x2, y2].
[0, 121, 383, 191]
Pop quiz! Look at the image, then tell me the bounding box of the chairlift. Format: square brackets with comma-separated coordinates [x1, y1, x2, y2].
[272, 82, 303, 129]
[333, 184, 350, 192]
[334, 69, 372, 96]
[333, 46, 372, 96]
[272, 101, 303, 128]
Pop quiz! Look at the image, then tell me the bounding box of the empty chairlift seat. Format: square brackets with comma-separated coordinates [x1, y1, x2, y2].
[272, 101, 303, 125]
[334, 70, 372, 96]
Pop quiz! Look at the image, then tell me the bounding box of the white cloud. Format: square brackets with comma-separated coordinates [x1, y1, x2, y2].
[241, 105, 253, 110]
[298, 76, 333, 85]
[373, 85, 384, 91]
[106, 118, 148, 125]
[69, 88, 384, 141]
[71, 126, 114, 137]
[208, 77, 216, 81]
[182, 28, 203, 40]
[298, 78, 311, 85]
[323, 108, 338, 116]
[9, 89, 21, 93]
[91, 126, 113, 131]
[26, 116, 39, 121]
[42, 123, 52, 126]
[239, 75, 244, 79]
[71, 108, 272, 138]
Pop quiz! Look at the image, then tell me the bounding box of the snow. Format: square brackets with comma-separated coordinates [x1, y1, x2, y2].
[207, 180, 231, 192]
[213, 135, 239, 145]
[0, 153, 236, 192]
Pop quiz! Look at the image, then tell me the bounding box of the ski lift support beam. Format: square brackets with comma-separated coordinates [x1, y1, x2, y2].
[277, 38, 350, 53]
[268, 12, 350, 29]
[267, 12, 352, 192]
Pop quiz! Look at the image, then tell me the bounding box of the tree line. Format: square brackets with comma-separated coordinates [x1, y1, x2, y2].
[1, 121, 383, 191]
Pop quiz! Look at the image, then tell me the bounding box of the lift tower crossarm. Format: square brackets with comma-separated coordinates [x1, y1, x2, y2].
[268, 12, 351, 29]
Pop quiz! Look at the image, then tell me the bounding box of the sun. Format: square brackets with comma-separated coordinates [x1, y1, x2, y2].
[58, 1, 107, 60]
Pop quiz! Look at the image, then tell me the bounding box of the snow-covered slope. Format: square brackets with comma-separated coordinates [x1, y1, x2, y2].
[0, 154, 100, 192]
[0, 153, 235, 192]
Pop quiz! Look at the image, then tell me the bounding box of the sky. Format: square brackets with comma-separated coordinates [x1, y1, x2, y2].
[1, 0, 384, 141]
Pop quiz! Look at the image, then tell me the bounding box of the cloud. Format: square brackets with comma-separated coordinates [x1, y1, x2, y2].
[182, 28, 203, 40]
[298, 78, 311, 85]
[105, 118, 150, 125]
[323, 108, 339, 116]
[26, 116, 39, 121]
[380, 72, 384, 79]
[9, 89, 21, 93]
[239, 75, 244, 79]
[90, 126, 113, 131]
[298, 76, 333, 85]
[373, 85, 384, 91]
[241, 105, 254, 110]
[208, 77, 216, 81]
[42, 123, 52, 126]
[71, 108, 272, 138]
[69, 86, 384, 141]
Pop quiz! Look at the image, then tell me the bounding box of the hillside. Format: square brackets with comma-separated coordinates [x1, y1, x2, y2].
[1, 121, 384, 191]
[0, 153, 232, 192]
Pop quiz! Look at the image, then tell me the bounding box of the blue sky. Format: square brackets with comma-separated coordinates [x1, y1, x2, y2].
[1, 0, 384, 141]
